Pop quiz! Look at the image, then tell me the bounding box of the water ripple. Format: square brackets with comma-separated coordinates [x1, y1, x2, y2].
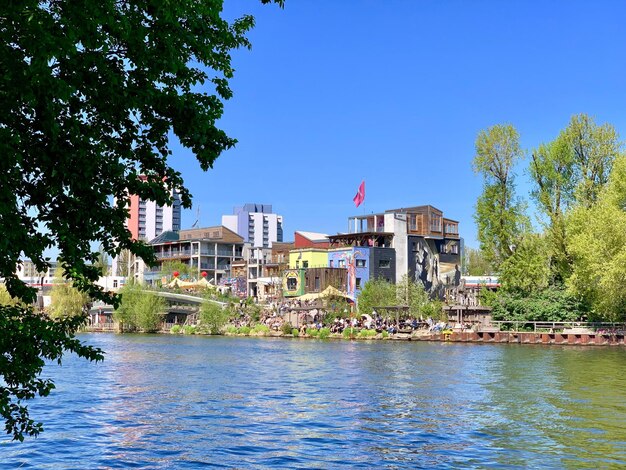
[1, 335, 626, 468]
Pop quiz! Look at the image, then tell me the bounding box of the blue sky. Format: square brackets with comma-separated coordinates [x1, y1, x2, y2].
[168, 0, 626, 248]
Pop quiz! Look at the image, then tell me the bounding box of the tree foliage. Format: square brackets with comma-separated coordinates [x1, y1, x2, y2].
[49, 268, 90, 319]
[358, 276, 435, 319]
[199, 301, 230, 335]
[490, 286, 587, 326]
[498, 234, 550, 296]
[464, 247, 492, 276]
[529, 114, 621, 282]
[161, 260, 191, 279]
[473, 124, 529, 270]
[114, 282, 166, 332]
[567, 155, 626, 321]
[0, 0, 282, 439]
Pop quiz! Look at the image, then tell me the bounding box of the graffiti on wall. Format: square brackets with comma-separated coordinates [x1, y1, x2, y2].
[410, 238, 444, 298]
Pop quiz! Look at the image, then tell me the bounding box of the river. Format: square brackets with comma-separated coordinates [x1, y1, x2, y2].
[2, 334, 626, 468]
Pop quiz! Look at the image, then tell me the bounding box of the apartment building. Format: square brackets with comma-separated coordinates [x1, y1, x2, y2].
[222, 203, 283, 248]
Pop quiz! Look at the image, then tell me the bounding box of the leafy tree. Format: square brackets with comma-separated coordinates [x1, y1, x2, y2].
[358, 276, 435, 319]
[0, 286, 21, 307]
[49, 275, 90, 319]
[529, 135, 575, 281]
[114, 282, 166, 332]
[567, 155, 626, 321]
[498, 234, 550, 296]
[473, 124, 529, 270]
[93, 246, 110, 277]
[199, 302, 230, 335]
[564, 114, 621, 208]
[357, 278, 396, 316]
[0, 0, 283, 439]
[490, 286, 587, 326]
[464, 247, 492, 276]
[529, 114, 621, 282]
[161, 260, 191, 279]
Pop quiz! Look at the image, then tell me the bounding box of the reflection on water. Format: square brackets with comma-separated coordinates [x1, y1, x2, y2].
[2, 335, 626, 468]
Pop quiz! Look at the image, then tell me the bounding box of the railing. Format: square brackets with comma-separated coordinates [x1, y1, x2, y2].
[490, 321, 626, 333]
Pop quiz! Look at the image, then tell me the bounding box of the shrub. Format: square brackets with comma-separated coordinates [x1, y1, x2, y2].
[199, 301, 230, 335]
[382, 330, 389, 339]
[307, 328, 320, 337]
[318, 327, 331, 339]
[292, 328, 299, 337]
[358, 329, 377, 339]
[281, 322, 293, 335]
[170, 325, 182, 334]
[252, 324, 270, 335]
[342, 327, 357, 339]
[225, 325, 238, 334]
[182, 325, 196, 335]
[238, 326, 251, 335]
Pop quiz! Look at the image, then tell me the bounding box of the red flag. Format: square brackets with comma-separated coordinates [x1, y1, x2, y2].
[353, 180, 365, 208]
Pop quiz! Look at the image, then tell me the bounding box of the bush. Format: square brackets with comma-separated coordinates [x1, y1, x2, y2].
[225, 325, 238, 334]
[292, 328, 299, 337]
[170, 325, 182, 334]
[252, 324, 270, 335]
[358, 329, 377, 339]
[382, 330, 389, 339]
[307, 328, 320, 337]
[318, 327, 331, 339]
[281, 322, 293, 335]
[342, 327, 357, 339]
[238, 326, 251, 335]
[182, 325, 196, 335]
[199, 301, 230, 335]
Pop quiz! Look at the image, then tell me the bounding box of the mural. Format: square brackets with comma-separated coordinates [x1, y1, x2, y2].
[328, 248, 370, 300]
[409, 238, 444, 298]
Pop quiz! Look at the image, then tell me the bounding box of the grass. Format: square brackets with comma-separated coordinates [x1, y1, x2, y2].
[170, 325, 182, 334]
[182, 325, 196, 335]
[357, 329, 377, 339]
[292, 328, 299, 337]
[252, 324, 270, 335]
[238, 326, 251, 335]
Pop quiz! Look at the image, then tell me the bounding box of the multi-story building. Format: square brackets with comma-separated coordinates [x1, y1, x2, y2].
[222, 203, 283, 248]
[148, 226, 244, 285]
[113, 177, 182, 278]
[15, 259, 58, 287]
[332, 205, 461, 298]
[126, 187, 182, 241]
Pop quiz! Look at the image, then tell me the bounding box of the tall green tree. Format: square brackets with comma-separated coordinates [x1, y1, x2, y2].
[498, 234, 550, 296]
[464, 247, 492, 276]
[49, 268, 90, 319]
[114, 282, 166, 332]
[565, 114, 621, 208]
[0, 0, 283, 440]
[567, 155, 626, 321]
[473, 124, 529, 270]
[529, 114, 621, 282]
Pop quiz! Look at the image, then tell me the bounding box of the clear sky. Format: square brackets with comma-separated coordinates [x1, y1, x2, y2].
[168, 0, 626, 248]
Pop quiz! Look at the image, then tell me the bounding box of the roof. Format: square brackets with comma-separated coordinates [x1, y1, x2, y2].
[149, 231, 180, 244]
[385, 205, 442, 214]
[295, 231, 329, 242]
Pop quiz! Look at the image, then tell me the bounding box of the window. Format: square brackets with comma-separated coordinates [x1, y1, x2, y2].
[355, 277, 362, 289]
[451, 244, 459, 254]
[303, 261, 309, 268]
[287, 277, 298, 290]
[378, 259, 391, 268]
[315, 276, 320, 291]
[329, 260, 334, 267]
[338, 259, 346, 268]
[356, 259, 366, 268]
[113, 280, 118, 288]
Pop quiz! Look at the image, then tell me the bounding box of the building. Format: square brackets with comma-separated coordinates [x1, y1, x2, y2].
[147, 226, 244, 285]
[222, 203, 283, 248]
[334, 205, 461, 298]
[15, 259, 58, 288]
[294, 231, 330, 249]
[113, 177, 182, 278]
[328, 246, 396, 300]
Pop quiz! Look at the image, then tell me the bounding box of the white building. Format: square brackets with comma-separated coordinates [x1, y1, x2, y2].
[222, 203, 283, 248]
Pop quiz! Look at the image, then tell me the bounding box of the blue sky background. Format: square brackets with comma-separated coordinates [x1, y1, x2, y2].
[168, 0, 626, 248]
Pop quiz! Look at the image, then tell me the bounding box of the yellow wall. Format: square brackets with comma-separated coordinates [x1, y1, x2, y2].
[289, 249, 328, 269]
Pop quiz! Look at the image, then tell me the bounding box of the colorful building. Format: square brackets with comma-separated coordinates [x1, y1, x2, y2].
[288, 248, 329, 269]
[328, 247, 396, 300]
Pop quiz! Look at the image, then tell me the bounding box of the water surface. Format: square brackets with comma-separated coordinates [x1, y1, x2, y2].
[2, 334, 626, 468]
